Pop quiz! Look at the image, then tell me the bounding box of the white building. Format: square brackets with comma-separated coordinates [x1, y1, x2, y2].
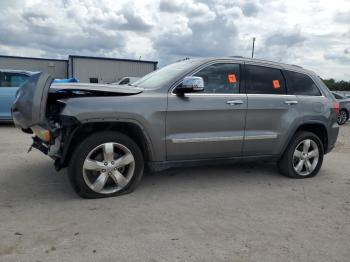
[0, 55, 158, 83]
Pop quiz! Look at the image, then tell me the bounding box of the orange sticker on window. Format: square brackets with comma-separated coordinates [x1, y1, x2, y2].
[228, 74, 237, 84]
[272, 80, 280, 89]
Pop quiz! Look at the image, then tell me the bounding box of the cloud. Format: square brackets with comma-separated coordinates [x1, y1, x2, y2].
[160, 0, 216, 22]
[159, 0, 182, 12]
[265, 30, 307, 47]
[241, 1, 259, 17]
[0, 0, 349, 80]
[334, 10, 350, 23]
[324, 53, 350, 64]
[156, 0, 239, 63]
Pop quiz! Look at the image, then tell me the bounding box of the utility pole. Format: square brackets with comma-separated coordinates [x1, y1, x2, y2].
[251, 37, 256, 58]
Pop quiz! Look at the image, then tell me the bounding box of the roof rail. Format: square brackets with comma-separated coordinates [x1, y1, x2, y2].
[291, 64, 303, 68]
[229, 55, 245, 58]
[176, 57, 191, 62]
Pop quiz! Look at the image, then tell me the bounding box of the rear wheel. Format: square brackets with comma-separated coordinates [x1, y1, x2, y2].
[68, 131, 144, 198]
[278, 131, 324, 178]
[337, 109, 348, 125]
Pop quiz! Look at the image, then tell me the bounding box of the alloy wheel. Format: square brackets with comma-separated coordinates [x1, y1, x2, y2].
[293, 139, 319, 176]
[338, 111, 347, 125]
[82, 142, 135, 194]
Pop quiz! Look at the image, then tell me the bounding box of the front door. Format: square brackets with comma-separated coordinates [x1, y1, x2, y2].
[166, 63, 247, 160]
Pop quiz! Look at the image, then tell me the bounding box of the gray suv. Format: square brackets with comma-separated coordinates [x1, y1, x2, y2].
[12, 57, 339, 198]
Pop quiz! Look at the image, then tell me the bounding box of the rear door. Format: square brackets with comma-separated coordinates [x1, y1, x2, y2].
[0, 72, 29, 120]
[166, 62, 247, 160]
[243, 64, 301, 156]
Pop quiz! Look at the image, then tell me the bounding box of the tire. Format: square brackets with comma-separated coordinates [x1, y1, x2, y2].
[337, 109, 348, 125]
[278, 131, 324, 178]
[68, 131, 144, 198]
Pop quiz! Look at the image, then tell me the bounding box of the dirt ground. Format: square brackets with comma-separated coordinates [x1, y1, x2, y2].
[0, 123, 349, 262]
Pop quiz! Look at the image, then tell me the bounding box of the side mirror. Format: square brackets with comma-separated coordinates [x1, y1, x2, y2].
[175, 76, 204, 95]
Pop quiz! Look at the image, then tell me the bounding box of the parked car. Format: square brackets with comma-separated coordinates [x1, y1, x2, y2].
[332, 92, 350, 125]
[12, 58, 339, 198]
[111, 77, 140, 85]
[53, 77, 80, 83]
[0, 69, 32, 121]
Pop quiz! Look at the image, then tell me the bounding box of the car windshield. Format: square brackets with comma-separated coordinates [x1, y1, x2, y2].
[132, 59, 202, 89]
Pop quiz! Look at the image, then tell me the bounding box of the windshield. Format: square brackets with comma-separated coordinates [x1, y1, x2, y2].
[132, 59, 202, 89]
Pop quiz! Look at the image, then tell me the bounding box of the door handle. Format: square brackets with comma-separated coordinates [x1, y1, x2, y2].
[285, 100, 298, 105]
[226, 100, 244, 105]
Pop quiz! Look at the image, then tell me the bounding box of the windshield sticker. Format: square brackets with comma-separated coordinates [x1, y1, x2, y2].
[272, 80, 280, 89]
[228, 74, 237, 84]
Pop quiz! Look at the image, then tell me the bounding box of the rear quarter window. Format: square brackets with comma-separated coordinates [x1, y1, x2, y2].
[283, 70, 321, 96]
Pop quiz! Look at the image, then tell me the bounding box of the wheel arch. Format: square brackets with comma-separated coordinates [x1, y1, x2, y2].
[280, 121, 329, 158]
[58, 119, 154, 169]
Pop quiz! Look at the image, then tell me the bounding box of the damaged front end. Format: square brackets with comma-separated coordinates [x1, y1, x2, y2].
[12, 72, 143, 170]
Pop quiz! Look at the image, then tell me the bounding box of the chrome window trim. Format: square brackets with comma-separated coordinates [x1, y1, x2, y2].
[184, 93, 246, 97]
[169, 60, 325, 97]
[246, 94, 296, 97]
[296, 94, 325, 98]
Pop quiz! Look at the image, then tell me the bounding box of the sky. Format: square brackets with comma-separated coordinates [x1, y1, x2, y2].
[0, 0, 349, 80]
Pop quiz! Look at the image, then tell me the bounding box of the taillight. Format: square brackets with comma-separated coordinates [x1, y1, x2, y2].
[333, 102, 340, 114]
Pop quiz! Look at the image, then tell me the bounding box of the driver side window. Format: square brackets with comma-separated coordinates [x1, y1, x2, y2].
[194, 63, 240, 94]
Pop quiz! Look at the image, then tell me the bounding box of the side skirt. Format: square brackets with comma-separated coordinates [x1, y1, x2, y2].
[147, 155, 278, 173]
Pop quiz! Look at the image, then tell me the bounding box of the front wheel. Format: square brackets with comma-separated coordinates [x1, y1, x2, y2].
[278, 131, 324, 178]
[68, 131, 144, 198]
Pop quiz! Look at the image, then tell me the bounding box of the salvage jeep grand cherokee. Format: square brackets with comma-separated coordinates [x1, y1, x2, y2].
[12, 57, 339, 198]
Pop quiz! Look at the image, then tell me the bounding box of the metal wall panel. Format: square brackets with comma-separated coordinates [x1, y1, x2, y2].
[0, 56, 68, 79]
[70, 57, 156, 83]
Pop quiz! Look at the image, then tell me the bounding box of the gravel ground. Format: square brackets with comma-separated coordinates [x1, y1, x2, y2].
[0, 123, 349, 262]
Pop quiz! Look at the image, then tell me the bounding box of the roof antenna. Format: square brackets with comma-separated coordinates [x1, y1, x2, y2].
[251, 37, 256, 58]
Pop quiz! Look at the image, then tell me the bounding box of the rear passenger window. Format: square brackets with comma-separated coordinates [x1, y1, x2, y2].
[246, 65, 286, 94]
[284, 70, 321, 96]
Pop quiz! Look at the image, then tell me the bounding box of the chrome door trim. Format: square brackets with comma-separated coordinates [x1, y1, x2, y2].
[244, 134, 278, 140]
[171, 136, 244, 143]
[171, 134, 278, 143]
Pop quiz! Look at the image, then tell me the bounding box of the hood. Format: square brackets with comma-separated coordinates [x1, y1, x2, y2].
[12, 72, 143, 129]
[50, 83, 143, 94]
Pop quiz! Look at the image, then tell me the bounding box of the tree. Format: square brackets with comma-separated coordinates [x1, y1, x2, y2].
[322, 79, 350, 91]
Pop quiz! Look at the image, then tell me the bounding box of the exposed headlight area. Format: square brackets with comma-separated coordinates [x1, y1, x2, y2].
[31, 125, 51, 142]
